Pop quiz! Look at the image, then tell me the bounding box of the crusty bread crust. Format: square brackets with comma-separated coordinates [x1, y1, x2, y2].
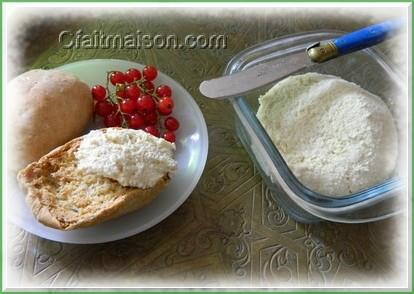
[8, 69, 93, 174]
[17, 134, 170, 230]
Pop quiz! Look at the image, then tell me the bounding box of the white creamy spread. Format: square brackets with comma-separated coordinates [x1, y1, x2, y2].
[75, 128, 177, 189]
[257, 72, 398, 197]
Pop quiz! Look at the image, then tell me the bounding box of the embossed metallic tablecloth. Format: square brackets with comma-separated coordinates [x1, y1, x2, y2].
[6, 7, 407, 289]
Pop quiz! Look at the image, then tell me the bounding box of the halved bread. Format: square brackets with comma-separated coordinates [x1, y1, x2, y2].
[17, 136, 170, 230]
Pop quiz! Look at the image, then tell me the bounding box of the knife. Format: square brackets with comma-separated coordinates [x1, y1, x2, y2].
[199, 19, 402, 99]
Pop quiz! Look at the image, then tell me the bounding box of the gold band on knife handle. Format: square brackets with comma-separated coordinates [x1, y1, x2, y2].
[307, 42, 338, 63]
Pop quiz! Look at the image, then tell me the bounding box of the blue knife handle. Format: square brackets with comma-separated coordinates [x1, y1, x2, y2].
[333, 19, 402, 55]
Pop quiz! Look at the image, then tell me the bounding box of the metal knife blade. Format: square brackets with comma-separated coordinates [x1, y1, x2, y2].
[199, 50, 314, 99]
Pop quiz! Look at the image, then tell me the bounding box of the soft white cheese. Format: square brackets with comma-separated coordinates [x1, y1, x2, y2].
[75, 128, 177, 189]
[257, 72, 398, 197]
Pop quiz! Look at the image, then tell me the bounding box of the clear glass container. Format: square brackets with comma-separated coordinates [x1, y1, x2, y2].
[226, 31, 406, 223]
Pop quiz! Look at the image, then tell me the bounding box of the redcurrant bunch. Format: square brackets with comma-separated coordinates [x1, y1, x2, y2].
[91, 65, 179, 142]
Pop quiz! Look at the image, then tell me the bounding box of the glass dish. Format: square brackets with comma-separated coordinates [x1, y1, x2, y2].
[225, 31, 406, 223]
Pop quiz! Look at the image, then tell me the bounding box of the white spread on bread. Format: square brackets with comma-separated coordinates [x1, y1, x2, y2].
[75, 128, 177, 189]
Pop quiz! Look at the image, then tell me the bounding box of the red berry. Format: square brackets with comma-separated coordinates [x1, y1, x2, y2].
[95, 101, 114, 117]
[129, 113, 145, 129]
[164, 116, 180, 131]
[116, 89, 127, 99]
[158, 96, 174, 115]
[104, 113, 122, 127]
[144, 125, 160, 137]
[143, 81, 155, 93]
[124, 74, 133, 84]
[163, 131, 176, 143]
[110, 71, 125, 85]
[156, 85, 172, 98]
[144, 112, 158, 125]
[125, 68, 141, 83]
[120, 99, 137, 114]
[143, 65, 157, 81]
[125, 84, 141, 99]
[137, 95, 156, 113]
[91, 85, 106, 101]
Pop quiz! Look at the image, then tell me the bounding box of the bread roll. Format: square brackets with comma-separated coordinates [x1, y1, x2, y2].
[17, 131, 171, 230]
[7, 69, 93, 173]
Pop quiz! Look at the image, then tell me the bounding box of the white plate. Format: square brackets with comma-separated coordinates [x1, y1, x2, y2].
[7, 59, 208, 244]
